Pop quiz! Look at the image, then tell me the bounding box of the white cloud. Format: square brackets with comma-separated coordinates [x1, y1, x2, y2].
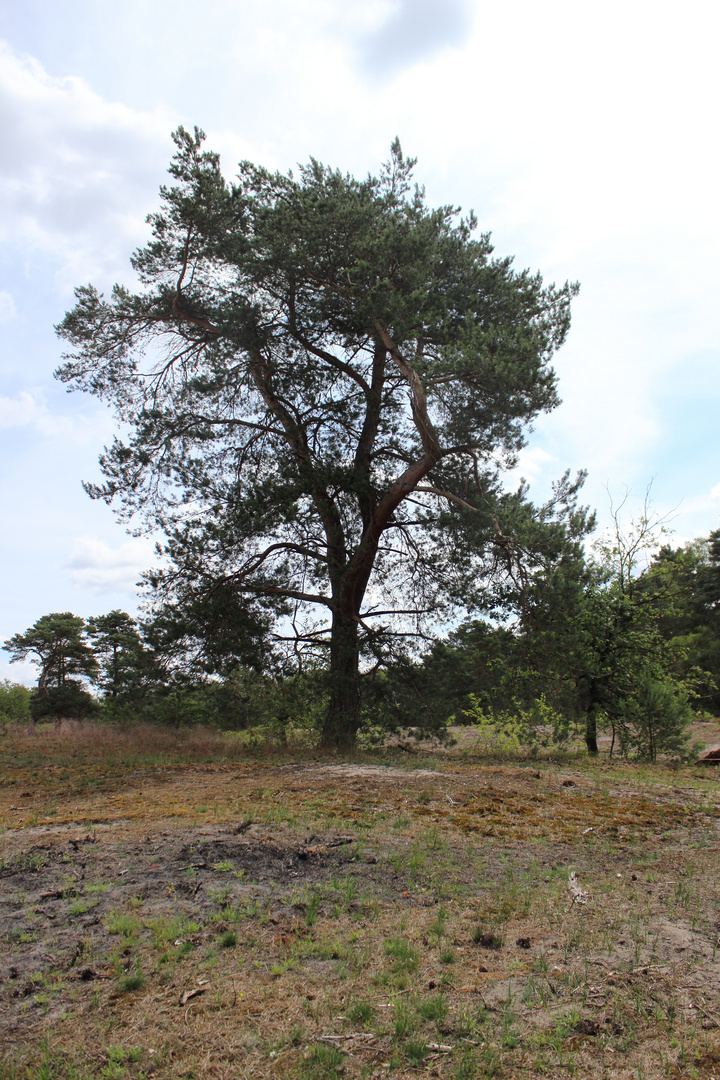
[503, 446, 558, 491]
[0, 658, 37, 688]
[356, 0, 473, 74]
[0, 390, 40, 429]
[0, 389, 111, 442]
[64, 536, 157, 594]
[0, 41, 173, 291]
[0, 290, 16, 323]
[711, 483, 720, 503]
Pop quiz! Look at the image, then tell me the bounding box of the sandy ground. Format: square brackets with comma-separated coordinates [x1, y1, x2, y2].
[2, 739, 720, 1077]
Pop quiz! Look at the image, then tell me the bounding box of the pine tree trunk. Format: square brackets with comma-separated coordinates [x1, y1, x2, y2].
[585, 707, 599, 754]
[320, 614, 361, 751]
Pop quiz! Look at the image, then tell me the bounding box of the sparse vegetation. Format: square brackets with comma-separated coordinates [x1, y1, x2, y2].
[2, 724, 720, 1078]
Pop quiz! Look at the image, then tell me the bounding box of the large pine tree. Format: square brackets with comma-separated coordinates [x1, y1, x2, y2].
[56, 129, 578, 748]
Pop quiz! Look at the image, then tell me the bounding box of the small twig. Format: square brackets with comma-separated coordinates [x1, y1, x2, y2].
[33, 907, 56, 919]
[319, 1033, 376, 1042]
[691, 1001, 720, 1026]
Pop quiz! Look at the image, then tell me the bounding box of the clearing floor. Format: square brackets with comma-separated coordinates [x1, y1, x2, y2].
[2, 726, 720, 1078]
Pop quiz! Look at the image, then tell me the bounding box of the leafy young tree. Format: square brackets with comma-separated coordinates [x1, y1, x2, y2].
[409, 469, 596, 728]
[572, 574, 694, 761]
[556, 490, 702, 759]
[55, 128, 579, 748]
[3, 613, 98, 722]
[0, 680, 32, 725]
[639, 534, 720, 713]
[417, 485, 697, 761]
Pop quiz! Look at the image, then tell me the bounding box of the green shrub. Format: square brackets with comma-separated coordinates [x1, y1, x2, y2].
[0, 680, 32, 724]
[459, 693, 577, 753]
[30, 682, 99, 722]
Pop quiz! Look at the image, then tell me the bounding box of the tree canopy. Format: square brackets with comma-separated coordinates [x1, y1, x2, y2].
[56, 128, 579, 748]
[4, 613, 97, 693]
[86, 609, 154, 703]
[3, 612, 98, 722]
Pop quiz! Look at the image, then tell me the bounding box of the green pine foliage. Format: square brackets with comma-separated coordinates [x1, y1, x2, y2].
[55, 128, 578, 749]
[3, 613, 99, 722]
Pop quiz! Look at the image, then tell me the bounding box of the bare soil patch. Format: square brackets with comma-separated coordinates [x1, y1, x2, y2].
[2, 727, 720, 1078]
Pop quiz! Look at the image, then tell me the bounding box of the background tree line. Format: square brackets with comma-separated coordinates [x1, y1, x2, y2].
[3, 519, 719, 760]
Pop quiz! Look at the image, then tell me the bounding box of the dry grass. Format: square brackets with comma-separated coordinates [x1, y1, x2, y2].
[2, 723, 720, 1078]
[1, 719, 285, 770]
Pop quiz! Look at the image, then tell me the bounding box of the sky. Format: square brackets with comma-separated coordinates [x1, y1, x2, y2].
[1, 0, 719, 683]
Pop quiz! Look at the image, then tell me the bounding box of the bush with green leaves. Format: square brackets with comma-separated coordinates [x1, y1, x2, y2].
[0, 679, 32, 725]
[458, 692, 577, 754]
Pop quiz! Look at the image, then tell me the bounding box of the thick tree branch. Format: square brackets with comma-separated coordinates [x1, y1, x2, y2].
[339, 322, 443, 614]
[227, 540, 328, 582]
[255, 585, 332, 607]
[353, 338, 386, 531]
[287, 298, 371, 394]
[247, 348, 348, 576]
